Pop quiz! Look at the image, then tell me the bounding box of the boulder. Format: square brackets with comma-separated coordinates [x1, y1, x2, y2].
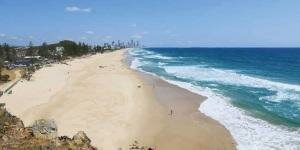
[73, 131, 91, 145]
[30, 119, 57, 139]
[0, 104, 97, 149]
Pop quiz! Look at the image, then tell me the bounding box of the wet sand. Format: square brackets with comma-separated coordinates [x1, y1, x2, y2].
[133, 71, 236, 150]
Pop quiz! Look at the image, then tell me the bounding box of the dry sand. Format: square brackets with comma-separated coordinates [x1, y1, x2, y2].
[1, 49, 235, 150]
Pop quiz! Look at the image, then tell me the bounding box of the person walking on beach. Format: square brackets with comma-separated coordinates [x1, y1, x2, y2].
[169, 109, 174, 116]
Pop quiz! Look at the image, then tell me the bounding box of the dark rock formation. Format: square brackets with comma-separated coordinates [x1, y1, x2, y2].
[0, 103, 97, 150]
[129, 141, 155, 150]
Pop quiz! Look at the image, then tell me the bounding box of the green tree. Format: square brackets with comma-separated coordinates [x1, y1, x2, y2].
[56, 40, 95, 58]
[0, 44, 4, 59]
[81, 42, 89, 54]
[3, 43, 16, 62]
[3, 43, 9, 60]
[38, 42, 50, 58]
[58, 40, 78, 57]
[0, 57, 4, 77]
[26, 41, 35, 56]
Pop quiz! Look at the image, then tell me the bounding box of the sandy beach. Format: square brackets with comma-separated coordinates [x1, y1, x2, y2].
[1, 49, 235, 150]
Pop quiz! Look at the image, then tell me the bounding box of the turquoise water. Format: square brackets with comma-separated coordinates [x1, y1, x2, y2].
[128, 48, 300, 150]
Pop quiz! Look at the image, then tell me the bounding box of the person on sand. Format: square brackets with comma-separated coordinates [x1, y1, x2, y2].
[169, 109, 174, 116]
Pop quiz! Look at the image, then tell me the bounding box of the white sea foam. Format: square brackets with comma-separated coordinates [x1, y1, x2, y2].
[130, 48, 174, 60]
[130, 58, 142, 69]
[128, 48, 154, 57]
[128, 49, 300, 150]
[164, 66, 300, 103]
[157, 78, 300, 150]
[198, 88, 300, 150]
[158, 62, 167, 66]
[144, 54, 173, 60]
[129, 49, 155, 69]
[260, 91, 300, 102]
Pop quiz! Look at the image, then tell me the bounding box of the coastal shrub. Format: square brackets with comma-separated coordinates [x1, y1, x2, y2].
[0, 74, 9, 81]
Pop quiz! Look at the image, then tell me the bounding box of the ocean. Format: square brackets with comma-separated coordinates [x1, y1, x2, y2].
[128, 48, 300, 150]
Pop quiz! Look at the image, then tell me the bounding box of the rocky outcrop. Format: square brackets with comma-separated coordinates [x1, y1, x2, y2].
[31, 119, 58, 140]
[30, 119, 57, 139]
[0, 103, 97, 150]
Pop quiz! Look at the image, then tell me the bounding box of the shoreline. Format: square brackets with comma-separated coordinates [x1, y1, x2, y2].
[125, 50, 236, 149]
[128, 48, 300, 150]
[2, 49, 236, 149]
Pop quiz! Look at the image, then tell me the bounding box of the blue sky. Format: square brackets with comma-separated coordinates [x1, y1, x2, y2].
[0, 0, 300, 47]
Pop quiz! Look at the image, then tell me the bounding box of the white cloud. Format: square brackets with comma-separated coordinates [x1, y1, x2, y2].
[130, 23, 137, 28]
[141, 31, 149, 35]
[81, 37, 87, 40]
[66, 6, 80, 12]
[85, 31, 94, 34]
[66, 6, 92, 13]
[0, 33, 6, 37]
[10, 36, 19, 40]
[28, 35, 34, 39]
[81, 8, 91, 12]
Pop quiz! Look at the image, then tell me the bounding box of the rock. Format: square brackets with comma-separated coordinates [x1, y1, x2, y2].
[30, 119, 57, 139]
[0, 103, 6, 116]
[73, 131, 91, 145]
[2, 135, 9, 142]
[0, 103, 5, 107]
[4, 122, 9, 126]
[0, 104, 97, 150]
[129, 141, 155, 150]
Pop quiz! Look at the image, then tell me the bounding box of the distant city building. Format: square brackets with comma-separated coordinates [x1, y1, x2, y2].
[103, 43, 111, 50]
[15, 47, 28, 58]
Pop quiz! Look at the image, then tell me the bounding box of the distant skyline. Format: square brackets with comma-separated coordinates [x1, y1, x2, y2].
[1, 0, 300, 47]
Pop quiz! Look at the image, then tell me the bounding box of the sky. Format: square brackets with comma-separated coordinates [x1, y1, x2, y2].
[0, 0, 300, 47]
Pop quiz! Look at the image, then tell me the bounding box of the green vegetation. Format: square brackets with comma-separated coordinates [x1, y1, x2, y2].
[0, 43, 15, 77]
[0, 39, 135, 78]
[38, 42, 51, 58]
[0, 40, 121, 61]
[25, 41, 35, 56]
[59, 40, 90, 56]
[32, 40, 115, 58]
